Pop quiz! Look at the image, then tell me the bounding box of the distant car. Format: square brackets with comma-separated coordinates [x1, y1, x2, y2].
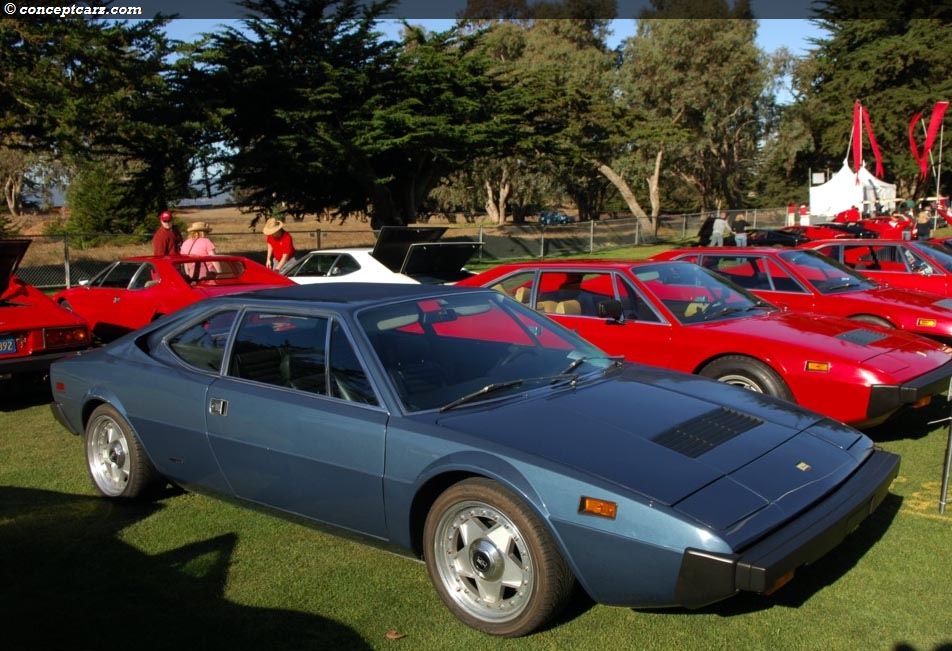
[831, 213, 915, 240]
[0, 239, 91, 379]
[538, 210, 575, 226]
[652, 246, 952, 344]
[457, 259, 952, 427]
[741, 224, 877, 248]
[282, 226, 480, 285]
[50, 282, 899, 636]
[802, 238, 952, 299]
[54, 254, 294, 341]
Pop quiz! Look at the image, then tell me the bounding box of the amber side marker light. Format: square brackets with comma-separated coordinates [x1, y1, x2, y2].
[917, 318, 937, 328]
[913, 395, 932, 409]
[805, 361, 831, 373]
[765, 569, 796, 595]
[579, 497, 617, 519]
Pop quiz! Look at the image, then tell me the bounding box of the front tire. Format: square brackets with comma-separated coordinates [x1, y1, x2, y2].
[423, 478, 574, 637]
[700, 355, 793, 401]
[85, 404, 159, 499]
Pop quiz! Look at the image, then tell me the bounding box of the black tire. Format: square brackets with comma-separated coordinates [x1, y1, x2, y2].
[423, 478, 575, 637]
[84, 404, 160, 499]
[849, 314, 894, 329]
[699, 355, 794, 401]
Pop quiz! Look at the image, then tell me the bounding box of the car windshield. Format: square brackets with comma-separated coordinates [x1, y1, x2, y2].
[631, 262, 773, 324]
[912, 241, 952, 273]
[357, 291, 617, 412]
[778, 249, 878, 293]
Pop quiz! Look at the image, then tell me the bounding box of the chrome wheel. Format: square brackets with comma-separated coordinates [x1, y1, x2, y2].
[86, 413, 131, 497]
[84, 404, 159, 499]
[424, 478, 574, 637]
[432, 500, 533, 624]
[717, 373, 765, 392]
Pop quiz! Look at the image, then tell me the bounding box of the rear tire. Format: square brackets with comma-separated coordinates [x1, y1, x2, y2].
[85, 404, 159, 499]
[700, 355, 793, 401]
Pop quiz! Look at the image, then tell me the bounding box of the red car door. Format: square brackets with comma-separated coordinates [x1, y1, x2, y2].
[67, 261, 159, 333]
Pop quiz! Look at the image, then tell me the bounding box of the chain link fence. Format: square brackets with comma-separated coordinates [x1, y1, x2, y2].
[15, 207, 789, 289]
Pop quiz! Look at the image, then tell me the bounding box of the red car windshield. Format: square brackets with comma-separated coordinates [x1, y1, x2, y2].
[778, 249, 877, 293]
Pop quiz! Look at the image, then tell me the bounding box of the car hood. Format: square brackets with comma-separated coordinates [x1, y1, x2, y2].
[704, 309, 951, 373]
[193, 282, 292, 298]
[371, 227, 479, 282]
[862, 286, 952, 312]
[434, 364, 871, 545]
[0, 239, 29, 294]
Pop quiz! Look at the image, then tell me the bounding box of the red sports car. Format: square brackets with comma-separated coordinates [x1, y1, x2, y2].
[802, 238, 952, 299]
[54, 254, 295, 341]
[457, 259, 952, 427]
[1, 239, 91, 379]
[832, 212, 915, 240]
[652, 246, 952, 343]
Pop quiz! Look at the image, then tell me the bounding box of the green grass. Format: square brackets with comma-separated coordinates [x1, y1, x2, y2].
[2, 380, 951, 651]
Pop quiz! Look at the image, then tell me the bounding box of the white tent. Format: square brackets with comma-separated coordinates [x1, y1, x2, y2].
[809, 161, 897, 218]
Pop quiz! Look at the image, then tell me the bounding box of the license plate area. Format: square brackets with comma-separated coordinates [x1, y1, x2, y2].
[0, 336, 18, 355]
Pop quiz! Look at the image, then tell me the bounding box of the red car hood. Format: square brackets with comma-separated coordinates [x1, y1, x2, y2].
[707, 309, 951, 375]
[0, 239, 29, 296]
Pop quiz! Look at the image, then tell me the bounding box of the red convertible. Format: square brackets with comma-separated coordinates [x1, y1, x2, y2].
[1, 239, 91, 380]
[802, 238, 952, 300]
[652, 246, 952, 343]
[54, 254, 294, 341]
[457, 259, 952, 427]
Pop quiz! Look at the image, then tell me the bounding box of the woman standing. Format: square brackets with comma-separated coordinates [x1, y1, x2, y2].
[181, 221, 218, 279]
[264, 218, 296, 272]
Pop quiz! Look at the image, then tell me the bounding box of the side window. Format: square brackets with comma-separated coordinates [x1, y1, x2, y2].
[300, 254, 338, 276]
[168, 310, 239, 372]
[764, 259, 807, 293]
[617, 278, 662, 323]
[227, 312, 329, 391]
[129, 263, 159, 290]
[331, 254, 361, 276]
[97, 262, 143, 288]
[328, 322, 378, 405]
[489, 271, 537, 305]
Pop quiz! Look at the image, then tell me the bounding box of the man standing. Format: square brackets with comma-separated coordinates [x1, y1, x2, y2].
[152, 210, 182, 256]
[711, 211, 732, 246]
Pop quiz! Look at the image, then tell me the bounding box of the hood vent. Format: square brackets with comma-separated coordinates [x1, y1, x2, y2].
[653, 408, 763, 458]
[836, 328, 888, 346]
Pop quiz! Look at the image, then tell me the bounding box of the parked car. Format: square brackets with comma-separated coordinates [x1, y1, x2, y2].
[0, 239, 91, 379]
[49, 282, 899, 637]
[831, 213, 915, 240]
[651, 246, 952, 344]
[741, 224, 878, 248]
[282, 226, 480, 286]
[54, 254, 294, 341]
[538, 210, 575, 226]
[457, 259, 952, 427]
[802, 238, 952, 299]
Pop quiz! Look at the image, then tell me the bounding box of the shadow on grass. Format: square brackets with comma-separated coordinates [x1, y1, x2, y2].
[0, 373, 53, 411]
[632, 492, 902, 619]
[862, 397, 952, 442]
[0, 486, 370, 651]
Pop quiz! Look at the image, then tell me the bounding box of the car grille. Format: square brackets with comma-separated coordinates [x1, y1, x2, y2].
[653, 408, 763, 458]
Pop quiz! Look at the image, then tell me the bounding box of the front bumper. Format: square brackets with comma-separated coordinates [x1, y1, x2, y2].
[867, 358, 952, 422]
[674, 448, 900, 608]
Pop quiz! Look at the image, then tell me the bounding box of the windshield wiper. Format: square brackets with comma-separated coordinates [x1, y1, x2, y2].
[702, 305, 745, 320]
[824, 281, 860, 291]
[440, 380, 524, 412]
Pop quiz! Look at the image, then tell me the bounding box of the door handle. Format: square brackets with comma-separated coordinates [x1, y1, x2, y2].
[209, 398, 228, 416]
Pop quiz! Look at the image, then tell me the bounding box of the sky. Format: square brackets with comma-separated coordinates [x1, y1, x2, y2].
[162, 18, 826, 55]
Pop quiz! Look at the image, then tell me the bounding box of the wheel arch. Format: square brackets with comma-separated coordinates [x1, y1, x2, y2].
[406, 452, 550, 560]
[847, 313, 896, 328]
[692, 352, 790, 381]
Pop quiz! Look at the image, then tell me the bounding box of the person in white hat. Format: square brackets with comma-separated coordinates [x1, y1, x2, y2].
[263, 218, 296, 272]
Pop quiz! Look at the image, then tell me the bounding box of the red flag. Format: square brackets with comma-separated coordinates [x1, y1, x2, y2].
[922, 101, 950, 178]
[909, 111, 924, 171]
[862, 107, 884, 178]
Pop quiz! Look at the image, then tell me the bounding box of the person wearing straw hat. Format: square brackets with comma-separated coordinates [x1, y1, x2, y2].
[181, 221, 219, 279]
[263, 217, 296, 272]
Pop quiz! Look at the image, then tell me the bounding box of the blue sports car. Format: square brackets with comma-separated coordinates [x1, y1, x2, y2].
[49, 283, 899, 637]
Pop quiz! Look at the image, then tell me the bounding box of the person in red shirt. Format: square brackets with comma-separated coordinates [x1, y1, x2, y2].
[152, 210, 182, 256]
[263, 218, 296, 272]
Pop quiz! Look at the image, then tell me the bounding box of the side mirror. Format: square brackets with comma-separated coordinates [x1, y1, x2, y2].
[597, 299, 623, 321]
[78, 279, 90, 287]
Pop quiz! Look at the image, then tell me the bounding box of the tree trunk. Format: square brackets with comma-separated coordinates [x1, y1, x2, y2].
[591, 159, 651, 224]
[3, 174, 22, 218]
[484, 169, 510, 225]
[646, 150, 663, 231]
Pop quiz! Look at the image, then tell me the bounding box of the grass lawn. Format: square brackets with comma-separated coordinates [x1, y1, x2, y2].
[2, 365, 951, 650]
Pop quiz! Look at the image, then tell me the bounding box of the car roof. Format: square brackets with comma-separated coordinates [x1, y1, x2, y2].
[213, 280, 490, 310]
[488, 259, 678, 270]
[122, 254, 254, 263]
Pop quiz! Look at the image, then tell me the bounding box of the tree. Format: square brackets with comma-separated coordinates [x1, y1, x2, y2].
[790, 15, 952, 200]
